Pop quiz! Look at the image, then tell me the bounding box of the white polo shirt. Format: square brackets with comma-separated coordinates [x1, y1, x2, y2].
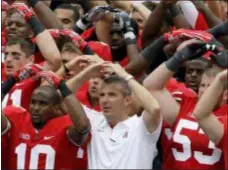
[83, 106, 162, 169]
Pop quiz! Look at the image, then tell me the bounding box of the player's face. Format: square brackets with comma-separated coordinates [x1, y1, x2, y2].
[88, 78, 102, 99]
[6, 12, 31, 39]
[110, 23, 125, 49]
[30, 89, 56, 127]
[4, 44, 32, 76]
[185, 60, 208, 93]
[54, 8, 75, 30]
[99, 83, 130, 118]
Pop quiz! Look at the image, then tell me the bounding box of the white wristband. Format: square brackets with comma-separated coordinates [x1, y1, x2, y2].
[76, 19, 87, 31]
[124, 32, 136, 40]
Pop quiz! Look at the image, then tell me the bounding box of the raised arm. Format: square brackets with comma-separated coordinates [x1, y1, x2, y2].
[39, 71, 91, 145]
[2, 64, 42, 99]
[60, 83, 91, 145]
[132, 2, 151, 20]
[193, 70, 227, 144]
[167, 2, 191, 29]
[12, 3, 61, 71]
[141, 2, 168, 48]
[27, 0, 63, 29]
[125, 36, 166, 76]
[192, 0, 222, 28]
[66, 61, 106, 93]
[143, 40, 209, 126]
[208, 20, 228, 38]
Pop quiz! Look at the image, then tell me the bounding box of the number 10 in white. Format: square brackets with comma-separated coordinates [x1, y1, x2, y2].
[15, 143, 55, 169]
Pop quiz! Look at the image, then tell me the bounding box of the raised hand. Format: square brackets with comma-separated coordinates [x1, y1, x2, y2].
[83, 5, 116, 24]
[176, 39, 208, 60]
[48, 29, 61, 39]
[60, 29, 88, 50]
[81, 61, 111, 79]
[103, 63, 129, 78]
[114, 11, 132, 32]
[12, 64, 43, 82]
[37, 71, 63, 89]
[65, 56, 91, 74]
[11, 3, 34, 21]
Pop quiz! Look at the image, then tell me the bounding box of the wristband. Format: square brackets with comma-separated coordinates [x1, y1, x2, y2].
[27, 0, 39, 8]
[165, 53, 183, 72]
[141, 36, 166, 63]
[124, 32, 137, 45]
[28, 16, 45, 36]
[76, 125, 91, 135]
[76, 19, 87, 31]
[168, 4, 181, 17]
[59, 80, 72, 98]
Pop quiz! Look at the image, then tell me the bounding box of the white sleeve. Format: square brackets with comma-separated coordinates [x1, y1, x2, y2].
[82, 105, 104, 129]
[1, 118, 11, 136]
[177, 1, 199, 29]
[138, 115, 162, 144]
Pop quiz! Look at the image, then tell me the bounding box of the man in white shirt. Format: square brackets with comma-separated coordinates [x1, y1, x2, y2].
[73, 62, 162, 169]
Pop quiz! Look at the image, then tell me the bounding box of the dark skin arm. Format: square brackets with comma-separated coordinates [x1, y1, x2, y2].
[168, 3, 191, 29]
[142, 2, 167, 48]
[125, 55, 149, 76]
[192, 0, 222, 28]
[29, 0, 63, 29]
[64, 93, 90, 146]
[126, 44, 140, 61]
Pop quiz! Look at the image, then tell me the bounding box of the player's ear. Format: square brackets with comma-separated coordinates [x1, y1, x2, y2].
[52, 104, 62, 116]
[123, 95, 132, 108]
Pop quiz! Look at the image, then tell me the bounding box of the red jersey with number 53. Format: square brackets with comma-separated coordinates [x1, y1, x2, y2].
[3, 105, 90, 170]
[162, 94, 227, 169]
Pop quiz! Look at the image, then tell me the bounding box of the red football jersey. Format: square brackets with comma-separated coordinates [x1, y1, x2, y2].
[166, 78, 197, 103]
[217, 115, 228, 169]
[2, 77, 40, 110]
[162, 94, 227, 169]
[3, 105, 90, 170]
[1, 132, 10, 170]
[87, 41, 112, 62]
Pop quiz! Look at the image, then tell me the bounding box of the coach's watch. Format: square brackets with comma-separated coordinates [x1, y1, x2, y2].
[124, 74, 134, 82]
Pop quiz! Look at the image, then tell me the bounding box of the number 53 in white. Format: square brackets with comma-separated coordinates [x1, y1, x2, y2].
[171, 119, 222, 165]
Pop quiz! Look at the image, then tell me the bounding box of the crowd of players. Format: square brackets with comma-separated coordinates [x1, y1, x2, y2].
[1, 0, 228, 169]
